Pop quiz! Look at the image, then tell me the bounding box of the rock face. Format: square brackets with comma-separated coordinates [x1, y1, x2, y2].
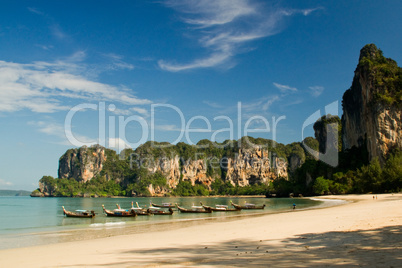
[342, 44, 402, 163]
[58, 145, 107, 182]
[145, 156, 213, 189]
[225, 148, 287, 187]
[181, 159, 213, 187]
[314, 115, 341, 154]
[146, 155, 181, 188]
[288, 154, 304, 174]
[57, 144, 289, 195]
[147, 184, 169, 197]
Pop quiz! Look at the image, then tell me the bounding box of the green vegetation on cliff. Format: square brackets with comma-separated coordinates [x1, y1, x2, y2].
[269, 150, 401, 197]
[32, 44, 402, 198]
[358, 44, 402, 106]
[313, 115, 342, 152]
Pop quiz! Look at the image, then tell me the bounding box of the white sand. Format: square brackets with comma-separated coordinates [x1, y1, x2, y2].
[1, 194, 401, 267]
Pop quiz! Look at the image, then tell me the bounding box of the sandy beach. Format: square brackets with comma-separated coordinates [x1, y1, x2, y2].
[1, 194, 401, 267]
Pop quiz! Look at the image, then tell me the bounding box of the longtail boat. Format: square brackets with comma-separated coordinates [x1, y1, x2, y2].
[199, 202, 241, 212]
[62, 206, 95, 218]
[176, 204, 212, 213]
[128, 202, 151, 216]
[102, 204, 136, 217]
[151, 202, 176, 209]
[230, 201, 265, 210]
[147, 205, 174, 215]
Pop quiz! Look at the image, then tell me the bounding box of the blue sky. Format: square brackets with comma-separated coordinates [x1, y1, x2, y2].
[0, 0, 401, 190]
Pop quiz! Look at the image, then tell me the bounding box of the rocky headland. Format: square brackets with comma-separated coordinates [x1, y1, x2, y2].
[32, 44, 401, 197]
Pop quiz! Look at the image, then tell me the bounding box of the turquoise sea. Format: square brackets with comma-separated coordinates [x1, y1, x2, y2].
[0, 196, 323, 249]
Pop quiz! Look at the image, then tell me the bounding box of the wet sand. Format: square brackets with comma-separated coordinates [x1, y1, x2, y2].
[0, 194, 401, 267]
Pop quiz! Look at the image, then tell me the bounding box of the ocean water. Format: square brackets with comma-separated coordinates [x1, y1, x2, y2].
[0, 196, 322, 249]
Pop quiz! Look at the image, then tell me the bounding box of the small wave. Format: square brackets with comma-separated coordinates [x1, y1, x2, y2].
[308, 198, 348, 209]
[310, 198, 347, 203]
[90, 222, 126, 228]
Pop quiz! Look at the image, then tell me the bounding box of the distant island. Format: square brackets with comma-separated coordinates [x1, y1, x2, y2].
[0, 190, 31, 197]
[32, 44, 401, 198]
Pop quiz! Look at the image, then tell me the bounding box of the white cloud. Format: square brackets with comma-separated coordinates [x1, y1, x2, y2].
[108, 138, 130, 152]
[27, 7, 44, 16]
[29, 121, 65, 136]
[302, 8, 323, 16]
[203, 101, 223, 109]
[50, 24, 68, 40]
[159, 0, 321, 71]
[159, 52, 231, 72]
[0, 59, 151, 113]
[28, 121, 96, 146]
[262, 95, 280, 111]
[0, 178, 13, 186]
[130, 107, 149, 116]
[67, 51, 87, 63]
[166, 0, 256, 28]
[241, 95, 280, 115]
[156, 124, 183, 132]
[35, 44, 54, 51]
[102, 53, 135, 71]
[109, 106, 149, 117]
[273, 82, 297, 93]
[309, 86, 324, 97]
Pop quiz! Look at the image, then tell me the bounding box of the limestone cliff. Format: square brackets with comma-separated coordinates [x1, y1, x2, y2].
[143, 155, 213, 189]
[225, 148, 287, 187]
[58, 144, 107, 182]
[342, 44, 402, 163]
[288, 154, 304, 174]
[146, 155, 181, 188]
[181, 159, 214, 188]
[57, 143, 289, 196]
[314, 115, 342, 154]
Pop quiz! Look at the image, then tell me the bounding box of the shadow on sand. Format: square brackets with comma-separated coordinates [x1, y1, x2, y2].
[66, 225, 402, 267]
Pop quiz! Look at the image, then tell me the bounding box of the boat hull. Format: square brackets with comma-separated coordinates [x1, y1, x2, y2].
[203, 206, 240, 212]
[200, 202, 241, 212]
[62, 206, 95, 218]
[230, 202, 266, 210]
[176, 205, 212, 213]
[151, 202, 175, 209]
[147, 208, 174, 215]
[102, 205, 137, 217]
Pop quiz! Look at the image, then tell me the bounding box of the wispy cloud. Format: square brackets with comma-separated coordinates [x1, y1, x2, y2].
[309, 86, 324, 97]
[108, 138, 130, 152]
[159, 0, 321, 72]
[28, 120, 96, 146]
[28, 6, 70, 42]
[159, 53, 232, 72]
[111, 106, 149, 117]
[27, 7, 44, 16]
[241, 95, 281, 121]
[49, 24, 68, 40]
[155, 124, 183, 132]
[0, 58, 151, 113]
[273, 82, 297, 93]
[166, 0, 256, 27]
[203, 100, 223, 109]
[35, 44, 54, 51]
[262, 95, 280, 110]
[102, 53, 135, 71]
[0, 178, 13, 186]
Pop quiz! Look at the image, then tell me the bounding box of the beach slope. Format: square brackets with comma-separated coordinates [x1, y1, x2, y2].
[0, 194, 401, 267]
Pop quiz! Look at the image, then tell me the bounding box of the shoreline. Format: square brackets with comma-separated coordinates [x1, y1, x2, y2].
[0, 197, 323, 250]
[1, 193, 401, 267]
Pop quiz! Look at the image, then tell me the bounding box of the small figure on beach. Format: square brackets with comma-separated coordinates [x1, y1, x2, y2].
[293, 203, 296, 210]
